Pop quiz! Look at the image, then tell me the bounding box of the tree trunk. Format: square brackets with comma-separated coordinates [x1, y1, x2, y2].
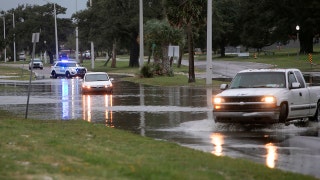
[129, 33, 139, 67]
[299, 31, 314, 54]
[177, 47, 183, 68]
[103, 50, 112, 66]
[187, 24, 195, 83]
[161, 45, 170, 75]
[219, 39, 226, 57]
[111, 40, 117, 68]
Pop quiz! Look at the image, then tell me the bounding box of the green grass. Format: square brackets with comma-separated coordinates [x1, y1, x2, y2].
[194, 44, 320, 72]
[0, 64, 34, 81]
[0, 110, 316, 180]
[81, 59, 213, 86]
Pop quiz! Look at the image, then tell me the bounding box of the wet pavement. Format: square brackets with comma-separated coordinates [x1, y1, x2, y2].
[0, 76, 320, 178]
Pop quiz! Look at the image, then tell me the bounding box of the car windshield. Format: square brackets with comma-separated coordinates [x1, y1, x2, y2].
[85, 74, 109, 82]
[230, 72, 286, 88]
[33, 59, 41, 62]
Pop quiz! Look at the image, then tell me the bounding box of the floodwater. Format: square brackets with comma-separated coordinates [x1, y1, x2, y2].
[0, 78, 320, 178]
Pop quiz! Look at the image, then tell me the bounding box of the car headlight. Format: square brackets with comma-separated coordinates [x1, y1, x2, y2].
[82, 85, 91, 89]
[261, 96, 276, 103]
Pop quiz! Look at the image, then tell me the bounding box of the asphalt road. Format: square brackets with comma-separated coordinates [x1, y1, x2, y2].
[181, 59, 274, 79]
[2, 59, 275, 80]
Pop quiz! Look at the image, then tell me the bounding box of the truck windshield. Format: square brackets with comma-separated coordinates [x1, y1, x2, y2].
[230, 72, 286, 88]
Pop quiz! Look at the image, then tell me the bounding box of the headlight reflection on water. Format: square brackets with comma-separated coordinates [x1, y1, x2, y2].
[210, 133, 224, 156]
[82, 94, 113, 126]
[210, 133, 278, 168]
[265, 143, 277, 168]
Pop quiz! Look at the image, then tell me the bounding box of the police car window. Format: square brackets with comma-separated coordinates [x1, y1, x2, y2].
[66, 63, 76, 67]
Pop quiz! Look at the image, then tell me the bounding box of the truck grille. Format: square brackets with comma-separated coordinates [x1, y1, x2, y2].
[214, 96, 277, 112]
[223, 96, 262, 103]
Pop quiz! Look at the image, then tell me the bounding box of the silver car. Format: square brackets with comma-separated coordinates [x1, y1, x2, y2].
[82, 72, 113, 94]
[29, 58, 43, 70]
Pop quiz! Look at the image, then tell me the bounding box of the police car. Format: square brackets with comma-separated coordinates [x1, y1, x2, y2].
[51, 60, 87, 79]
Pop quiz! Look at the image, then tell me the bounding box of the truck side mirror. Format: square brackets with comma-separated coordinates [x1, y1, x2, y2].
[290, 82, 301, 89]
[220, 84, 228, 90]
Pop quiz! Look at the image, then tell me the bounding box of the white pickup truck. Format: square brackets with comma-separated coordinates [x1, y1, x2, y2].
[213, 68, 320, 124]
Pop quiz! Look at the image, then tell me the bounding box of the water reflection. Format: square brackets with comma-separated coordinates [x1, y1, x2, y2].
[265, 143, 277, 168]
[61, 79, 80, 120]
[139, 84, 145, 136]
[210, 132, 279, 168]
[61, 79, 69, 119]
[82, 94, 113, 126]
[210, 133, 224, 156]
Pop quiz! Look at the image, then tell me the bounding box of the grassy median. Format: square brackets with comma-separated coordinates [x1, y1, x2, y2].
[0, 110, 317, 180]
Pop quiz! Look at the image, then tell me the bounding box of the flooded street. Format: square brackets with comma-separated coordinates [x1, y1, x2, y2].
[0, 77, 320, 178]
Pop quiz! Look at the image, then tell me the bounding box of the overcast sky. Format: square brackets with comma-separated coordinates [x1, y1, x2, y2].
[0, 0, 88, 18]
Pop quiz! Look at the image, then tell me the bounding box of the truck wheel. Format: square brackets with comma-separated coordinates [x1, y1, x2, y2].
[52, 71, 57, 79]
[309, 101, 320, 122]
[279, 103, 288, 123]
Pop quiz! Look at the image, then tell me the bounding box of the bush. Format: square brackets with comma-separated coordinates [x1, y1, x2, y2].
[140, 64, 154, 78]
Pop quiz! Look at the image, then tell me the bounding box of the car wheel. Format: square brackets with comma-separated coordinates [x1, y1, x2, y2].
[279, 103, 288, 123]
[66, 72, 71, 79]
[309, 101, 320, 122]
[40, 67, 43, 70]
[52, 71, 57, 79]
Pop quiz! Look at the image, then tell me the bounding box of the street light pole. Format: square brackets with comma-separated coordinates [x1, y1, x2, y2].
[139, 0, 144, 69]
[75, 0, 79, 63]
[54, 3, 59, 61]
[90, 0, 94, 69]
[3, 16, 6, 62]
[13, 13, 16, 63]
[296, 25, 300, 60]
[206, 0, 212, 85]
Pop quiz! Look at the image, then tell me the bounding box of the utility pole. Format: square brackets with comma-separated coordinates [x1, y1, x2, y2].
[139, 0, 144, 69]
[54, 3, 59, 61]
[206, 0, 212, 85]
[75, 0, 79, 63]
[90, 0, 94, 69]
[3, 16, 6, 62]
[13, 13, 16, 63]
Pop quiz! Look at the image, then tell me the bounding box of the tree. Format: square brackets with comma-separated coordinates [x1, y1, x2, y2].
[212, 0, 241, 57]
[144, 19, 184, 75]
[74, 0, 164, 68]
[0, 3, 72, 62]
[165, 0, 206, 83]
[239, 0, 320, 53]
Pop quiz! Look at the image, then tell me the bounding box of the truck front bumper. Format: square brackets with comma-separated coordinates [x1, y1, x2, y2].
[213, 110, 280, 124]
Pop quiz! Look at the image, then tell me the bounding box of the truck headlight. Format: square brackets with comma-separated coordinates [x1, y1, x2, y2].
[213, 97, 224, 110]
[261, 96, 275, 103]
[213, 97, 224, 104]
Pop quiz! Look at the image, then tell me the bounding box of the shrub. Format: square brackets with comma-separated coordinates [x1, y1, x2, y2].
[140, 64, 154, 78]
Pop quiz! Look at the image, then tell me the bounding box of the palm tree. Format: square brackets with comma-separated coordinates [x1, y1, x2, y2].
[144, 19, 183, 75]
[165, 0, 206, 82]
